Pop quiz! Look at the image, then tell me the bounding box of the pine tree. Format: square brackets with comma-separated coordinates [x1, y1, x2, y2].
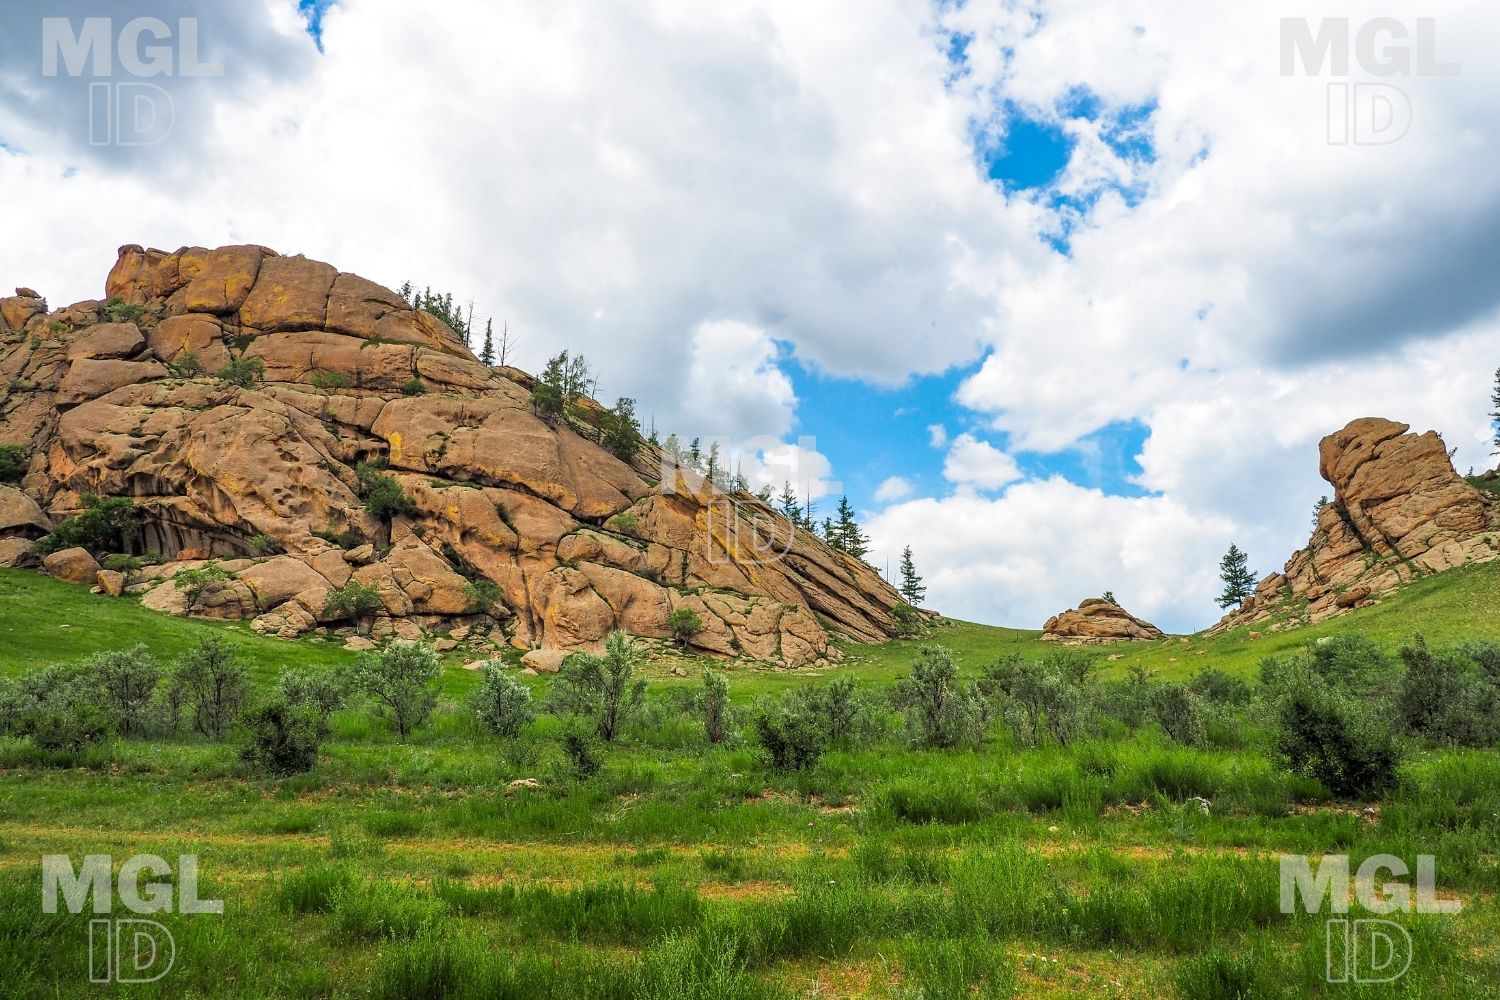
[1216, 544, 1256, 609]
[663, 434, 682, 463]
[822, 517, 838, 548]
[688, 438, 703, 471]
[778, 481, 801, 526]
[479, 319, 495, 366]
[705, 441, 722, 488]
[898, 546, 926, 606]
[834, 495, 868, 559]
[602, 397, 641, 461]
[531, 351, 568, 422]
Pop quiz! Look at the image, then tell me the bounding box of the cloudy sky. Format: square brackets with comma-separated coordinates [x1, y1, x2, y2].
[2, 0, 1496, 632]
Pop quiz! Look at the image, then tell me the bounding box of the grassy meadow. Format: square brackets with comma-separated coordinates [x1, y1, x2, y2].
[1, 566, 1498, 997]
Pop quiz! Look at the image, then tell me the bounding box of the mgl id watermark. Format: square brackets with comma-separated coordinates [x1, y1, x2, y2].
[42, 853, 223, 984]
[1280, 853, 1460, 984]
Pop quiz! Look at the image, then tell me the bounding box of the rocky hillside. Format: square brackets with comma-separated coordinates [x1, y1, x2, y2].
[0, 245, 903, 666]
[1210, 417, 1500, 635]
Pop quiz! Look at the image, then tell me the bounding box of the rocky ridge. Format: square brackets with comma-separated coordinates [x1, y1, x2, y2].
[1042, 598, 1165, 644]
[1209, 417, 1499, 634]
[0, 245, 904, 665]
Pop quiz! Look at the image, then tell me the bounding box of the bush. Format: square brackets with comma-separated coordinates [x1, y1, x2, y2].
[561, 728, 603, 780]
[891, 602, 924, 637]
[1397, 636, 1500, 747]
[171, 561, 229, 612]
[278, 668, 348, 736]
[104, 298, 145, 323]
[101, 553, 145, 576]
[88, 645, 160, 736]
[399, 377, 427, 396]
[894, 646, 986, 749]
[1149, 682, 1206, 747]
[216, 356, 265, 388]
[14, 665, 113, 752]
[323, 580, 384, 627]
[310, 370, 353, 390]
[789, 675, 883, 748]
[473, 663, 534, 738]
[983, 652, 1095, 748]
[171, 637, 252, 742]
[168, 350, 204, 377]
[548, 631, 646, 742]
[355, 462, 418, 521]
[240, 699, 323, 774]
[667, 608, 703, 648]
[0, 444, 26, 483]
[462, 578, 503, 614]
[1269, 669, 1401, 798]
[1189, 667, 1252, 707]
[346, 643, 441, 740]
[249, 533, 280, 555]
[751, 695, 825, 772]
[700, 669, 732, 745]
[34, 494, 141, 555]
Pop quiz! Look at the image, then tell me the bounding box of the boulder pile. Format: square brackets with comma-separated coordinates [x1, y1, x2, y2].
[1042, 598, 1165, 643]
[0, 245, 905, 666]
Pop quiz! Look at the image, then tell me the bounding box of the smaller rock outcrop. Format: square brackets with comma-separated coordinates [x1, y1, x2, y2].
[1042, 598, 1165, 643]
[1210, 417, 1499, 634]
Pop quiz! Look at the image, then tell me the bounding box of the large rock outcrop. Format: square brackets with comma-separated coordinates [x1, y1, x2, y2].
[0, 245, 905, 665]
[1042, 598, 1165, 643]
[1210, 417, 1499, 634]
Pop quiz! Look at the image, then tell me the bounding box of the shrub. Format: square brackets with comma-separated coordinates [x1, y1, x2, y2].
[891, 602, 924, 637]
[356, 462, 418, 521]
[983, 652, 1095, 748]
[1269, 669, 1401, 798]
[893, 646, 986, 749]
[0, 444, 26, 483]
[701, 669, 731, 745]
[1150, 682, 1206, 747]
[216, 356, 265, 388]
[790, 675, 883, 747]
[248, 533, 280, 555]
[14, 665, 112, 752]
[561, 728, 603, 780]
[667, 608, 703, 648]
[88, 645, 160, 737]
[104, 298, 145, 323]
[548, 631, 646, 742]
[399, 377, 427, 396]
[462, 578, 503, 614]
[1189, 667, 1252, 707]
[309, 370, 353, 390]
[346, 643, 442, 740]
[171, 637, 252, 742]
[323, 580, 384, 628]
[600, 397, 642, 461]
[473, 663, 534, 738]
[101, 553, 145, 576]
[278, 668, 348, 736]
[751, 695, 825, 772]
[1397, 636, 1500, 747]
[240, 699, 323, 774]
[34, 494, 141, 555]
[171, 560, 229, 611]
[168, 350, 204, 377]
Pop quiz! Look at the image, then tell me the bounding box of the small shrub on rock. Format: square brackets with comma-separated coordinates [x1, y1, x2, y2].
[666, 608, 703, 648]
[0, 444, 26, 483]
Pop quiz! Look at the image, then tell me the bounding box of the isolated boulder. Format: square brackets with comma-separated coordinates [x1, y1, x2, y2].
[42, 546, 101, 585]
[1043, 598, 1165, 643]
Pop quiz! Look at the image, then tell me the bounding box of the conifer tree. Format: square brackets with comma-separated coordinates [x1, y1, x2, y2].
[898, 545, 926, 606]
[1216, 544, 1256, 609]
[778, 481, 802, 526]
[834, 495, 868, 558]
[479, 319, 495, 366]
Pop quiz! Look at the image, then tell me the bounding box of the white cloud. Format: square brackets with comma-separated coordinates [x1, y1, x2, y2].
[874, 476, 912, 502]
[943, 433, 1024, 491]
[678, 320, 796, 443]
[866, 479, 1233, 634]
[927, 423, 949, 449]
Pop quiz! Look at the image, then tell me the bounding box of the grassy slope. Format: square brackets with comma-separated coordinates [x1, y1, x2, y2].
[6, 557, 1500, 692]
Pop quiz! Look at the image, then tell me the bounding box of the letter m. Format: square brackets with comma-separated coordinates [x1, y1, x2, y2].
[1280, 854, 1350, 914]
[42, 855, 112, 914]
[1280, 18, 1350, 76]
[41, 18, 113, 77]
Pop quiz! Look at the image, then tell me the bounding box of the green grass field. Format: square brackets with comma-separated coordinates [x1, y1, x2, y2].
[1, 566, 1498, 997]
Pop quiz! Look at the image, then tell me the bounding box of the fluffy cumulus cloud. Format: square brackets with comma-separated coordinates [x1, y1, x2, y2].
[874, 476, 912, 502]
[1, 0, 1496, 631]
[943, 433, 1024, 491]
[866, 480, 1234, 634]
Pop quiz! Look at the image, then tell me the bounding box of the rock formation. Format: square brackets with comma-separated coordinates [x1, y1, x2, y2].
[1210, 417, 1499, 634]
[1042, 598, 1165, 643]
[0, 245, 905, 665]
